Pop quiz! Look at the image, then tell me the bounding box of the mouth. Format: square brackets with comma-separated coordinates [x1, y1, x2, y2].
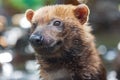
[34, 40, 63, 53]
[56, 40, 63, 46]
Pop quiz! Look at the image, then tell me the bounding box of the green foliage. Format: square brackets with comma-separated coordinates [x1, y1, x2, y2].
[8, 0, 55, 10]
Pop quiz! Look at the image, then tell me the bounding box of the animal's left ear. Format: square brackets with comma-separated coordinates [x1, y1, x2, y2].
[25, 9, 34, 23]
[74, 4, 90, 24]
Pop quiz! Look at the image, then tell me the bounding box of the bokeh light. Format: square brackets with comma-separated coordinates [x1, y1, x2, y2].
[98, 45, 107, 55]
[4, 27, 23, 46]
[0, 52, 13, 63]
[104, 50, 117, 61]
[2, 63, 13, 77]
[107, 71, 117, 80]
[117, 42, 120, 50]
[19, 17, 31, 29]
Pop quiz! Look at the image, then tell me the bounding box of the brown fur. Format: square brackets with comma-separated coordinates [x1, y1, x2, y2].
[26, 4, 106, 80]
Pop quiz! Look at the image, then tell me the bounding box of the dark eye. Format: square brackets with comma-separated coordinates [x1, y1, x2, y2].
[53, 21, 61, 26]
[32, 23, 37, 29]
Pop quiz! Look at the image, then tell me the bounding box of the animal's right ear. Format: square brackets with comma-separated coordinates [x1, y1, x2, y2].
[25, 9, 34, 22]
[74, 4, 89, 25]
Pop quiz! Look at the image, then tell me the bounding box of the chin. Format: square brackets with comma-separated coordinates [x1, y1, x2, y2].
[33, 41, 63, 55]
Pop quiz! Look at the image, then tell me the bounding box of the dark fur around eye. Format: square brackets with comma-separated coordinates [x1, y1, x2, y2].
[32, 23, 37, 29]
[52, 19, 64, 31]
[30, 23, 37, 33]
[53, 21, 61, 26]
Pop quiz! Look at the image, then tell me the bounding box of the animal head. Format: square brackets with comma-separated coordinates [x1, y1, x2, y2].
[25, 4, 90, 55]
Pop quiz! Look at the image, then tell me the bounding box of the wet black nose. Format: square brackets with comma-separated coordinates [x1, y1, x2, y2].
[29, 34, 44, 46]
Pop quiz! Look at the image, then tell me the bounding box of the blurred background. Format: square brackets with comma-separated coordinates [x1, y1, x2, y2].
[0, 0, 120, 80]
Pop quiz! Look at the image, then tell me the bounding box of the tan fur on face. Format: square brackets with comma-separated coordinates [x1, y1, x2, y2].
[31, 5, 88, 25]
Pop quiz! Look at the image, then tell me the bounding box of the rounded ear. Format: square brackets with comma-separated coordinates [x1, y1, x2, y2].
[25, 9, 34, 22]
[74, 4, 90, 24]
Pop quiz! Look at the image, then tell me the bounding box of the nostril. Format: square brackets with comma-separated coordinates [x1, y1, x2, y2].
[36, 38, 40, 43]
[29, 35, 44, 46]
[35, 36, 44, 44]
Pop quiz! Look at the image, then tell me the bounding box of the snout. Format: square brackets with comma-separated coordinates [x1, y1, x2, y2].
[29, 33, 63, 53]
[29, 34, 44, 46]
[29, 33, 55, 47]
